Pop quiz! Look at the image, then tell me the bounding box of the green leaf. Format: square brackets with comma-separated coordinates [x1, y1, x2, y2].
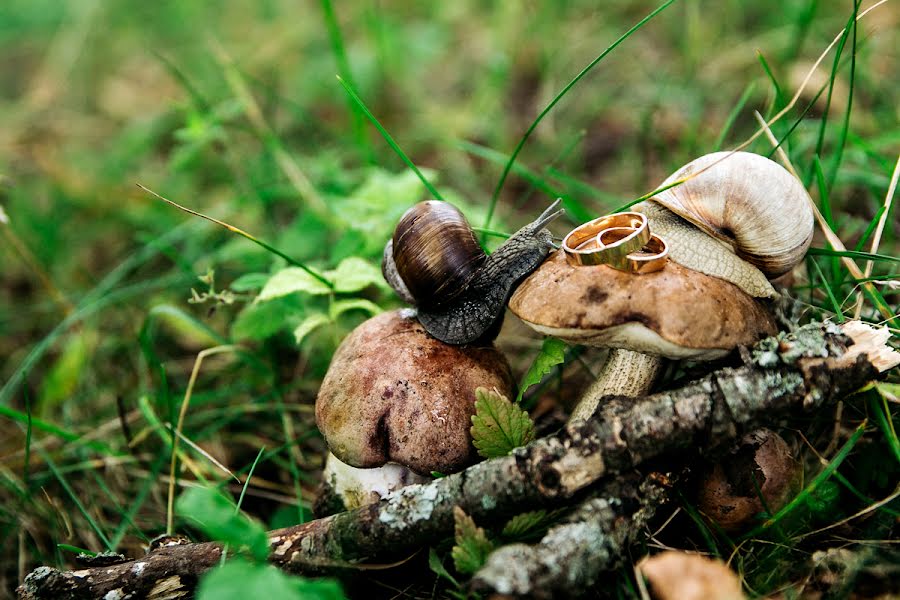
[329, 298, 382, 321]
[256, 267, 331, 302]
[231, 296, 301, 341]
[471, 387, 536, 459]
[293, 313, 331, 346]
[428, 547, 460, 588]
[516, 337, 567, 403]
[176, 487, 270, 561]
[38, 330, 94, 414]
[501, 509, 562, 543]
[230, 273, 270, 292]
[197, 558, 346, 600]
[326, 257, 386, 293]
[451, 507, 494, 575]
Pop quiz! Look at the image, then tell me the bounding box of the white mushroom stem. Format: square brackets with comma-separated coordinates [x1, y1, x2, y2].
[570, 349, 664, 422]
[321, 452, 428, 512]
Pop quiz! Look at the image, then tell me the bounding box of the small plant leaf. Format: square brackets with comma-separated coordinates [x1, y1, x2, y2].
[501, 509, 562, 543]
[451, 506, 494, 574]
[196, 558, 346, 600]
[293, 313, 331, 346]
[176, 487, 269, 562]
[329, 299, 382, 321]
[256, 267, 331, 302]
[326, 257, 386, 293]
[230, 273, 270, 292]
[516, 337, 567, 403]
[428, 547, 460, 588]
[471, 387, 536, 459]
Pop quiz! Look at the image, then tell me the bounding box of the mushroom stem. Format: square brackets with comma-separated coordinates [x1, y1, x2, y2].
[570, 349, 664, 421]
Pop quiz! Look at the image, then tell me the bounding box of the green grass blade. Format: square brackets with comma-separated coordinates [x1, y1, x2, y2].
[109, 452, 167, 549]
[678, 491, 725, 557]
[138, 185, 334, 289]
[806, 247, 900, 264]
[458, 140, 590, 223]
[757, 52, 786, 115]
[852, 205, 887, 252]
[236, 446, 266, 513]
[813, 7, 855, 172]
[825, 2, 859, 192]
[320, 0, 372, 162]
[24, 381, 33, 490]
[39, 447, 113, 550]
[713, 82, 757, 151]
[869, 391, 900, 467]
[808, 258, 844, 322]
[483, 0, 676, 235]
[337, 76, 444, 201]
[0, 405, 116, 455]
[745, 421, 866, 537]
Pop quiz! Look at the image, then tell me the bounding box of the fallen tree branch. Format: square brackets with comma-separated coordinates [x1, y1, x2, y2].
[472, 469, 681, 599]
[17, 321, 897, 599]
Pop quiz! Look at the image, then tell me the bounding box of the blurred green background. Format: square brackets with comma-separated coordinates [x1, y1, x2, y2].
[0, 1, 897, 597]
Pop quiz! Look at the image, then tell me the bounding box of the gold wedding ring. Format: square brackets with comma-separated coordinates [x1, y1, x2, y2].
[596, 229, 669, 274]
[563, 212, 649, 266]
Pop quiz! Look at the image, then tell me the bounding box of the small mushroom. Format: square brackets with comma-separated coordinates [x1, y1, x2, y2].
[316, 308, 514, 476]
[509, 253, 776, 419]
[697, 428, 800, 532]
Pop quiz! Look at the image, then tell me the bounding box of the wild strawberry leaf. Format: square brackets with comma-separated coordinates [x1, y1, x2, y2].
[451, 506, 494, 575]
[516, 337, 567, 403]
[471, 387, 535, 459]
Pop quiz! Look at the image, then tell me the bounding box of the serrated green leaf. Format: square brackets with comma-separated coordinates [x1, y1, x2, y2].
[329, 298, 382, 321]
[470, 387, 536, 459]
[256, 267, 331, 302]
[326, 257, 386, 293]
[451, 506, 494, 575]
[230, 273, 270, 292]
[293, 313, 331, 346]
[196, 558, 346, 600]
[516, 337, 567, 403]
[501, 509, 565, 543]
[176, 487, 269, 561]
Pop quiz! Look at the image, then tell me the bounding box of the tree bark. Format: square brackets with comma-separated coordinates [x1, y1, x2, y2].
[17, 321, 896, 599]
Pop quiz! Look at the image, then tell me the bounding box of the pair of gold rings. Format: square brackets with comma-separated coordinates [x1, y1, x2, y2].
[562, 212, 668, 274]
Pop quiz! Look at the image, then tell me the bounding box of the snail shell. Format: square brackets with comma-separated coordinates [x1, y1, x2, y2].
[382, 199, 564, 345]
[651, 152, 814, 278]
[391, 201, 486, 310]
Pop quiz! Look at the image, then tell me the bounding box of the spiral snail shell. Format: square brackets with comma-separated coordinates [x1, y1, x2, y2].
[650, 151, 814, 279]
[382, 199, 564, 345]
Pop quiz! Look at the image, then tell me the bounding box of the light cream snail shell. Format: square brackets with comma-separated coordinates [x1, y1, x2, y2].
[650, 151, 814, 279]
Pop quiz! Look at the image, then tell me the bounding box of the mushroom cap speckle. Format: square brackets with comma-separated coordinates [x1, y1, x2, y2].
[316, 309, 514, 475]
[508, 251, 776, 359]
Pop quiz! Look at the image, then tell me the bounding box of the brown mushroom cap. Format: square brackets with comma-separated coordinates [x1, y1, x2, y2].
[697, 429, 800, 532]
[316, 309, 514, 475]
[508, 251, 776, 360]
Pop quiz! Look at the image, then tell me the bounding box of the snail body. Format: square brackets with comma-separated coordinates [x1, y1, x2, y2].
[382, 199, 563, 345]
[649, 151, 814, 278]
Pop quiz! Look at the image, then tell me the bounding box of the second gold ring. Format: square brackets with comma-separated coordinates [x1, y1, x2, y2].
[563, 212, 650, 266]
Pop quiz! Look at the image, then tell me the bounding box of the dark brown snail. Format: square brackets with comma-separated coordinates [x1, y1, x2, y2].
[382, 199, 563, 345]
